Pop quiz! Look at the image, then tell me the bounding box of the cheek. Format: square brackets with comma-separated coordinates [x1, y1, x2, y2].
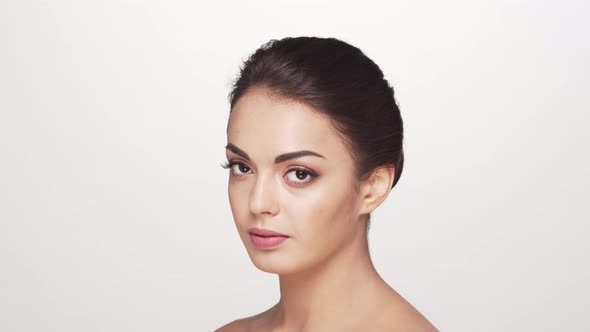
[289, 182, 355, 241]
[228, 181, 250, 225]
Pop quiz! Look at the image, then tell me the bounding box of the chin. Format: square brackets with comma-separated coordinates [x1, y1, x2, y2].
[246, 248, 302, 275]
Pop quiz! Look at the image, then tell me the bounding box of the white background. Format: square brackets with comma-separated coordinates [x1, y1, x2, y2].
[1, 1, 588, 331]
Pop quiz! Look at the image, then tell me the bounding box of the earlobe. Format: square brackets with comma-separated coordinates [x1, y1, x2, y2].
[358, 166, 395, 215]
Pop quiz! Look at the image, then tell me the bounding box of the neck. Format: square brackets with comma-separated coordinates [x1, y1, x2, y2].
[268, 222, 387, 330]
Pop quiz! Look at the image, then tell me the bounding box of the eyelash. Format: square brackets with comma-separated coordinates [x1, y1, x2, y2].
[220, 160, 318, 186]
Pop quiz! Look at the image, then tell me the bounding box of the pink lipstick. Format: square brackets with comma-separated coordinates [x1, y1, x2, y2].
[248, 227, 289, 250]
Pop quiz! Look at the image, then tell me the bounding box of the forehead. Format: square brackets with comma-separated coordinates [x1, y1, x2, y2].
[226, 87, 349, 162]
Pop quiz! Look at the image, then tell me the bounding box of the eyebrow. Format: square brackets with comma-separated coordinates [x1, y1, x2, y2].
[225, 143, 326, 164]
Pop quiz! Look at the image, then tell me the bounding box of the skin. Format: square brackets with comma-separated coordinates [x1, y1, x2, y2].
[216, 85, 438, 332]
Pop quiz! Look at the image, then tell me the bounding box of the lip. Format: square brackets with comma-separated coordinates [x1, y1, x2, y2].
[248, 227, 290, 250]
[249, 233, 289, 249]
[248, 227, 289, 237]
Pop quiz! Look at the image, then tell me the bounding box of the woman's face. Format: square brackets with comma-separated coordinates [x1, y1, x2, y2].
[225, 86, 368, 275]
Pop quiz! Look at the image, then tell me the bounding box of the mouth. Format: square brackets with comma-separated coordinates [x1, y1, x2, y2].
[249, 233, 289, 250]
[247, 227, 289, 238]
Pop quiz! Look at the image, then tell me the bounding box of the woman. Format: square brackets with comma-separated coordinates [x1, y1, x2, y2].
[216, 36, 437, 331]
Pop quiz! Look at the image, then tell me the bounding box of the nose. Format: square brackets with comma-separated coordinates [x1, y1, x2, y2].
[249, 171, 279, 216]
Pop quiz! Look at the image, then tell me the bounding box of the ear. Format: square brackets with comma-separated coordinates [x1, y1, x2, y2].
[358, 166, 395, 216]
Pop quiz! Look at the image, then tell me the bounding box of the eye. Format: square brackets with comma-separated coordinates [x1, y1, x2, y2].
[285, 168, 317, 185]
[221, 161, 253, 176]
[221, 161, 317, 185]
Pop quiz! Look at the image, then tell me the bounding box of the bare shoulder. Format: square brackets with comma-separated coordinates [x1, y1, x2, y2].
[214, 307, 274, 332]
[371, 306, 439, 332]
[363, 288, 439, 332]
[214, 317, 248, 332]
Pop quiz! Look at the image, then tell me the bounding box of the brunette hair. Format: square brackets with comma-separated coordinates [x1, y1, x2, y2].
[228, 36, 404, 190]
